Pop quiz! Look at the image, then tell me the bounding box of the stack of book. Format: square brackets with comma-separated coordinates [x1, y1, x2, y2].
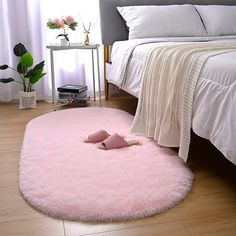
[57, 84, 89, 106]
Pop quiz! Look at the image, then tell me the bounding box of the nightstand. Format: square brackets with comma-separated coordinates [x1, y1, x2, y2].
[46, 43, 102, 110]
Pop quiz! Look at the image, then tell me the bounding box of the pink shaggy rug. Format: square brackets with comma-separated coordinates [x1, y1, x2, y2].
[19, 107, 194, 222]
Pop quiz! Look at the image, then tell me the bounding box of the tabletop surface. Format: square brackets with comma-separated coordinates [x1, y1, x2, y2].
[46, 43, 99, 50]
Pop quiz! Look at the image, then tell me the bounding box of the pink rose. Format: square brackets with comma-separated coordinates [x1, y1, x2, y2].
[58, 20, 65, 29]
[52, 18, 64, 28]
[65, 16, 74, 25]
[52, 18, 60, 24]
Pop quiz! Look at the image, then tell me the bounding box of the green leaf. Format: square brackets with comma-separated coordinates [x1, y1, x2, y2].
[20, 52, 33, 68]
[47, 19, 61, 29]
[30, 72, 46, 85]
[68, 22, 78, 31]
[29, 68, 46, 84]
[0, 78, 15, 83]
[13, 43, 27, 57]
[17, 62, 27, 74]
[32, 61, 45, 72]
[24, 61, 45, 78]
[0, 65, 9, 70]
[24, 69, 33, 78]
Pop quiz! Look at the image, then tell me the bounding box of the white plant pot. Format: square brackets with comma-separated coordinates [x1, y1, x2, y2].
[19, 91, 36, 109]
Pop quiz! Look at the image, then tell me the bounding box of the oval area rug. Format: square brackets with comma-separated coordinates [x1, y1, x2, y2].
[19, 107, 194, 222]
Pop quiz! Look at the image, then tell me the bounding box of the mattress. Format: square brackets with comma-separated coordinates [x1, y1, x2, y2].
[109, 37, 236, 164]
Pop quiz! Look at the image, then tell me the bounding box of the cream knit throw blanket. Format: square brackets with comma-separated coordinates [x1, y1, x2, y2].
[131, 42, 236, 161]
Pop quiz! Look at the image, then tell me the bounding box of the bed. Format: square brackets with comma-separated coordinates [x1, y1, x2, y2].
[99, 0, 236, 165]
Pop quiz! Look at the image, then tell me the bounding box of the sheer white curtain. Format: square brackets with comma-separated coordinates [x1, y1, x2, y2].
[0, 0, 102, 102]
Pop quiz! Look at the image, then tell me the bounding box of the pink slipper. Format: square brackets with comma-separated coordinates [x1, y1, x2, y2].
[98, 133, 141, 150]
[84, 130, 110, 143]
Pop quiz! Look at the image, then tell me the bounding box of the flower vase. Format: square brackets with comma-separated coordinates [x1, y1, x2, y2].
[61, 38, 69, 46]
[57, 28, 70, 46]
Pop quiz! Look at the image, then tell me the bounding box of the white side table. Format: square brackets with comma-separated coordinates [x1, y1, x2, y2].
[46, 43, 102, 110]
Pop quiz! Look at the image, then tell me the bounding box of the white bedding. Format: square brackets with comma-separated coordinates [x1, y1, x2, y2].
[108, 37, 236, 165]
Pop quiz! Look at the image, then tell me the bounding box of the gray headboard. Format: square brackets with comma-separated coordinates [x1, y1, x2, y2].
[99, 0, 236, 45]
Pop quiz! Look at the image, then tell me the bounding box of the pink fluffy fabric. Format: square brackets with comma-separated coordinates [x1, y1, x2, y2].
[19, 107, 194, 222]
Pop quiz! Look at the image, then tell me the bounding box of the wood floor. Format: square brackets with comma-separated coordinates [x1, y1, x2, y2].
[0, 96, 235, 236]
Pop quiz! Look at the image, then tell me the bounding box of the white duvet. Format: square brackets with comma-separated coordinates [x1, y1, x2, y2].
[108, 37, 236, 165]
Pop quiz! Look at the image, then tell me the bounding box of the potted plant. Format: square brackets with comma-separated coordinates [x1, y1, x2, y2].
[0, 43, 46, 109]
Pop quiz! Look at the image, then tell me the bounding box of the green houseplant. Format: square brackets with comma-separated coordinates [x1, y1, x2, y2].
[0, 43, 46, 109]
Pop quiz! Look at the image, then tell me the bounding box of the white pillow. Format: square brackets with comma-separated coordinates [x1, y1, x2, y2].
[195, 5, 236, 36]
[117, 5, 206, 39]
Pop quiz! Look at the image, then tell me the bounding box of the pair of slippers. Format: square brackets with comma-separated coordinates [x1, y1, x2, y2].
[84, 130, 141, 150]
